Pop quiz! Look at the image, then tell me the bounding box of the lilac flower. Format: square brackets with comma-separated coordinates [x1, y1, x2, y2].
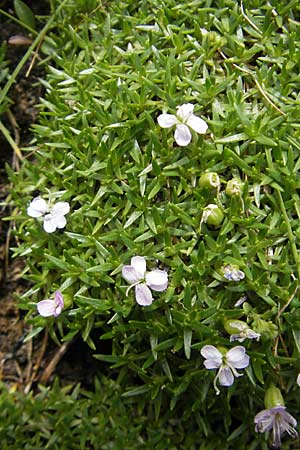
[255, 406, 298, 448]
[37, 290, 64, 317]
[223, 264, 245, 281]
[122, 256, 168, 306]
[27, 197, 70, 233]
[201, 344, 250, 395]
[157, 103, 208, 146]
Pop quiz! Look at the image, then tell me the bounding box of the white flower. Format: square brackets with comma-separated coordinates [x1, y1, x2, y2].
[255, 406, 298, 448]
[223, 264, 245, 281]
[122, 256, 168, 306]
[201, 344, 250, 395]
[297, 373, 300, 387]
[27, 196, 70, 233]
[157, 103, 208, 146]
[37, 290, 64, 317]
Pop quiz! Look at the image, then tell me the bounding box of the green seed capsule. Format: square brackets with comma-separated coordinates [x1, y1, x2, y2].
[202, 204, 224, 227]
[199, 172, 220, 191]
[226, 179, 243, 197]
[264, 385, 284, 409]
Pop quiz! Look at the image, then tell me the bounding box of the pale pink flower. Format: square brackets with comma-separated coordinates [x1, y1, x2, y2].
[37, 290, 64, 317]
[122, 256, 168, 306]
[255, 406, 298, 448]
[201, 344, 249, 395]
[27, 197, 70, 233]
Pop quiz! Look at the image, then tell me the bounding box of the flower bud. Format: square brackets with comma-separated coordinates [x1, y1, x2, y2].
[226, 178, 243, 197]
[224, 319, 247, 335]
[202, 204, 224, 227]
[199, 172, 220, 191]
[264, 385, 285, 409]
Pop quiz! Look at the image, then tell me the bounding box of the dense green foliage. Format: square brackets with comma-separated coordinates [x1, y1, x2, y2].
[5, 0, 300, 447]
[0, 377, 211, 450]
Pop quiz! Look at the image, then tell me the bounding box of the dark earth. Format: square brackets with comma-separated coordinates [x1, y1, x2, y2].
[0, 0, 100, 391]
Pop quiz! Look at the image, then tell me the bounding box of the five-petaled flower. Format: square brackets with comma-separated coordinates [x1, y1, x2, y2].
[255, 406, 298, 449]
[27, 196, 70, 233]
[157, 103, 208, 146]
[201, 344, 250, 395]
[122, 256, 168, 306]
[37, 290, 64, 317]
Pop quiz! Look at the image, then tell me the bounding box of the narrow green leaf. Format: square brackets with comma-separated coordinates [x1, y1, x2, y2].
[14, 0, 36, 29]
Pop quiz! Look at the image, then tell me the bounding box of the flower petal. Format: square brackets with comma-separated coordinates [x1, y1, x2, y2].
[174, 124, 192, 146]
[135, 283, 153, 306]
[245, 329, 261, 341]
[201, 345, 223, 364]
[122, 266, 141, 284]
[27, 197, 48, 217]
[131, 256, 146, 279]
[218, 366, 234, 386]
[43, 214, 58, 233]
[52, 214, 67, 229]
[51, 201, 70, 216]
[280, 408, 298, 429]
[54, 290, 64, 310]
[186, 115, 208, 134]
[230, 334, 245, 343]
[157, 113, 178, 128]
[297, 373, 300, 387]
[254, 409, 274, 432]
[226, 346, 250, 369]
[204, 359, 222, 370]
[146, 269, 168, 291]
[176, 103, 194, 121]
[231, 269, 245, 281]
[37, 299, 57, 317]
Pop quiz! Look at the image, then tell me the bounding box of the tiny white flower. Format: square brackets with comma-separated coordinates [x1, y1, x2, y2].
[27, 196, 70, 233]
[201, 344, 250, 395]
[255, 406, 298, 448]
[157, 103, 208, 146]
[223, 264, 245, 281]
[297, 373, 300, 387]
[37, 290, 64, 317]
[122, 256, 168, 306]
